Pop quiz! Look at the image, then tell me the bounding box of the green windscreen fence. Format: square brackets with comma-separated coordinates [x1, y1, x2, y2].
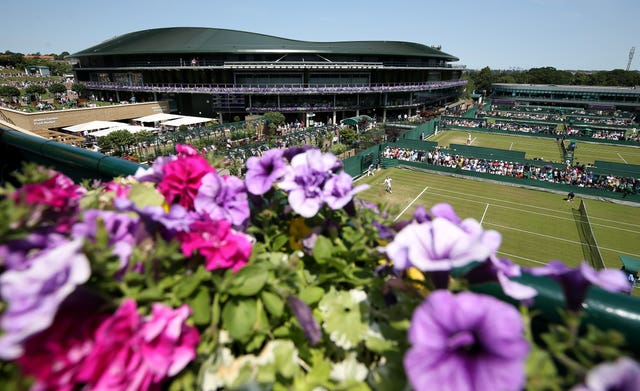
[399, 120, 438, 140]
[593, 161, 640, 177]
[385, 139, 438, 151]
[342, 145, 381, 177]
[448, 144, 526, 162]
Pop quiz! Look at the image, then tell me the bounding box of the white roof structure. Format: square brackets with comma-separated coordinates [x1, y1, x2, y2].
[161, 115, 213, 128]
[133, 113, 183, 123]
[62, 120, 128, 134]
[89, 125, 157, 138]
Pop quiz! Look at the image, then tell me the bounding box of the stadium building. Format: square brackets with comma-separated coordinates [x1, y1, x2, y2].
[69, 27, 466, 124]
[491, 83, 640, 111]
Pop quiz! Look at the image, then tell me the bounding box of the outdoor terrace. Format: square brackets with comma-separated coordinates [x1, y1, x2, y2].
[83, 80, 467, 95]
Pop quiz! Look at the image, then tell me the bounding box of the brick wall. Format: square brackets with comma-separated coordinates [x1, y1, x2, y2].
[0, 101, 170, 131]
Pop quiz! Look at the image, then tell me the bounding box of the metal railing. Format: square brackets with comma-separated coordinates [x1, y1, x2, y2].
[84, 80, 468, 95]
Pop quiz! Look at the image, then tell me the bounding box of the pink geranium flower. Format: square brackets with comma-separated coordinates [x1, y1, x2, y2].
[179, 218, 252, 272]
[157, 154, 215, 210]
[140, 303, 200, 378]
[15, 173, 85, 210]
[17, 293, 108, 391]
[77, 299, 199, 391]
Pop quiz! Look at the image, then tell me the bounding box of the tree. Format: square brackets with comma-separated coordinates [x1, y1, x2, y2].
[48, 83, 67, 96]
[0, 86, 20, 98]
[263, 112, 285, 135]
[97, 130, 135, 156]
[71, 83, 87, 98]
[24, 85, 47, 101]
[525, 67, 572, 85]
[471, 66, 493, 95]
[47, 61, 72, 76]
[338, 126, 357, 147]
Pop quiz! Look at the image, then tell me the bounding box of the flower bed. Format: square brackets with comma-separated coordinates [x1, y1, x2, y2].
[1, 145, 639, 390]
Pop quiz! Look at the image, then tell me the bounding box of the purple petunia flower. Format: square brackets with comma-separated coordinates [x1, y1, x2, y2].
[194, 172, 250, 228]
[114, 197, 197, 239]
[287, 295, 322, 345]
[464, 256, 538, 302]
[245, 149, 287, 195]
[278, 149, 337, 218]
[0, 230, 67, 270]
[134, 156, 174, 184]
[572, 357, 640, 391]
[404, 290, 529, 391]
[527, 261, 631, 311]
[71, 210, 146, 273]
[322, 171, 369, 210]
[412, 205, 430, 223]
[0, 239, 91, 360]
[385, 217, 501, 272]
[282, 145, 313, 162]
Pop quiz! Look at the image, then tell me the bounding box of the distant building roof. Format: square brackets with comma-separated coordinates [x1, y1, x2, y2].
[69, 27, 458, 61]
[493, 83, 640, 95]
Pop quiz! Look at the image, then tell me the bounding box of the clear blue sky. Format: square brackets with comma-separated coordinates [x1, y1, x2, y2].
[1, 0, 638, 71]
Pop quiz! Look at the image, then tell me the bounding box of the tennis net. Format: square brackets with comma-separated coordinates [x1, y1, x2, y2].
[577, 200, 606, 270]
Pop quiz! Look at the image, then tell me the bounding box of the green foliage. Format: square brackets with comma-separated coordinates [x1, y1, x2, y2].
[0, 85, 20, 98]
[329, 143, 347, 156]
[24, 84, 47, 96]
[47, 83, 67, 95]
[471, 66, 493, 94]
[71, 82, 86, 97]
[470, 66, 640, 87]
[339, 126, 357, 147]
[96, 129, 135, 154]
[263, 112, 285, 132]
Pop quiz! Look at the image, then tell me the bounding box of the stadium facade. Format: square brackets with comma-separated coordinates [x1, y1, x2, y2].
[492, 83, 640, 111]
[69, 28, 466, 124]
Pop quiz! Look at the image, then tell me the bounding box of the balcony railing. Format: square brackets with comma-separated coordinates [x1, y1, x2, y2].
[84, 80, 468, 95]
[74, 59, 464, 69]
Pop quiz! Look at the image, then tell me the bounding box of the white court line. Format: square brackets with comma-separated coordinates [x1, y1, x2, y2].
[470, 137, 477, 145]
[617, 153, 628, 164]
[486, 222, 640, 258]
[480, 203, 489, 224]
[425, 187, 640, 233]
[509, 142, 514, 150]
[496, 251, 549, 265]
[426, 185, 640, 230]
[394, 186, 429, 222]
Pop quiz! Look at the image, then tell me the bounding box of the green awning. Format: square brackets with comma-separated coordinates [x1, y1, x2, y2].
[620, 255, 640, 274]
[341, 115, 374, 126]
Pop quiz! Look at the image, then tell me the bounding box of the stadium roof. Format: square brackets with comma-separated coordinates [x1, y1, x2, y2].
[493, 83, 640, 95]
[69, 27, 458, 61]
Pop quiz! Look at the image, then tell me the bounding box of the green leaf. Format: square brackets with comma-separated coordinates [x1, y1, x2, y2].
[127, 182, 165, 208]
[299, 286, 325, 305]
[261, 291, 284, 317]
[136, 286, 164, 302]
[312, 235, 333, 264]
[189, 287, 211, 326]
[174, 266, 208, 299]
[227, 265, 270, 296]
[305, 349, 332, 385]
[246, 333, 266, 353]
[211, 292, 221, 326]
[222, 299, 257, 342]
[271, 233, 288, 251]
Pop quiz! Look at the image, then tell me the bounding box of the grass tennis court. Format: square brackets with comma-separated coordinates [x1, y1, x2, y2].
[430, 129, 640, 165]
[355, 167, 640, 270]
